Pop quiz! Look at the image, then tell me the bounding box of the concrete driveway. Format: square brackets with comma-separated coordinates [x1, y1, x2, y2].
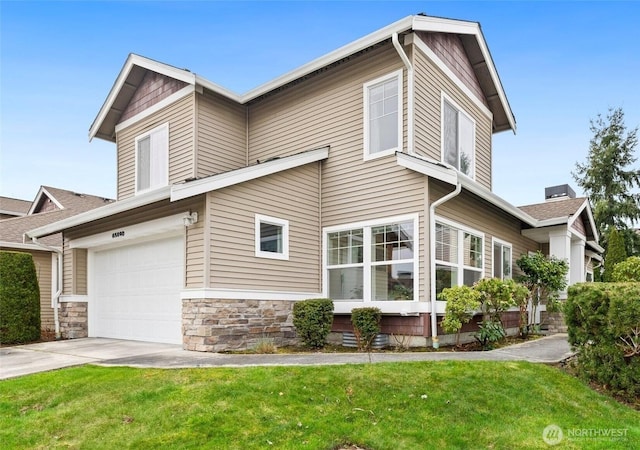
[1, 334, 574, 380]
[0, 338, 181, 380]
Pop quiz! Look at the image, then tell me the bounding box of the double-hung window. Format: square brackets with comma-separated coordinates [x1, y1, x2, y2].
[255, 214, 289, 260]
[442, 95, 475, 178]
[492, 239, 513, 280]
[435, 219, 484, 295]
[135, 123, 169, 194]
[363, 70, 403, 159]
[326, 216, 417, 302]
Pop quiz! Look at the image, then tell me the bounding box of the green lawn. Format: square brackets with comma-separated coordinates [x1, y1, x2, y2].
[1, 361, 638, 449]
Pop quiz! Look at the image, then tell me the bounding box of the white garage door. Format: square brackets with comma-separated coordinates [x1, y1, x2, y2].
[92, 235, 184, 344]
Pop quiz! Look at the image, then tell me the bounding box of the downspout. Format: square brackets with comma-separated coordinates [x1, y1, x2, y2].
[392, 32, 414, 155]
[429, 180, 461, 348]
[27, 236, 63, 339]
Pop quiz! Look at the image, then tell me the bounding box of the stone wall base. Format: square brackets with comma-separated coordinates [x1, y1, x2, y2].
[182, 298, 297, 352]
[59, 302, 88, 339]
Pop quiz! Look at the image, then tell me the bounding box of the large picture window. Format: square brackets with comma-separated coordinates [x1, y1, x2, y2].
[326, 216, 417, 302]
[135, 123, 169, 193]
[493, 239, 512, 280]
[435, 220, 484, 295]
[442, 95, 475, 178]
[363, 70, 402, 159]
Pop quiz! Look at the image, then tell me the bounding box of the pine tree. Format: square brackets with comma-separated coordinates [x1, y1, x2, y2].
[573, 107, 640, 254]
[603, 227, 627, 281]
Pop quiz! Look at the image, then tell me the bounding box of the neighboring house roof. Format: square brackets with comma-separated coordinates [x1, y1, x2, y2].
[0, 196, 31, 217]
[27, 148, 329, 239]
[1, 187, 114, 248]
[90, 14, 515, 142]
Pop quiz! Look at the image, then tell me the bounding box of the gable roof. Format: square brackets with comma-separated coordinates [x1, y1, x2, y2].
[1, 187, 114, 248]
[0, 196, 31, 217]
[90, 14, 515, 142]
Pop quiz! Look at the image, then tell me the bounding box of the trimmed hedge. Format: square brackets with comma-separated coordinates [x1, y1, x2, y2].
[565, 283, 640, 399]
[0, 251, 41, 344]
[292, 298, 334, 348]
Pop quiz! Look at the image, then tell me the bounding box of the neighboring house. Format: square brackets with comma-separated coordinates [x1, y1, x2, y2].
[0, 196, 31, 220]
[1, 186, 113, 335]
[27, 15, 600, 350]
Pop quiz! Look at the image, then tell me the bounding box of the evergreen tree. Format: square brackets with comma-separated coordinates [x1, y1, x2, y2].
[603, 227, 627, 281]
[573, 107, 640, 254]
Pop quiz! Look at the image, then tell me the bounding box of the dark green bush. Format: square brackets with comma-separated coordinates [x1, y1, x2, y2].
[351, 307, 381, 351]
[565, 283, 640, 400]
[474, 320, 506, 350]
[292, 298, 334, 348]
[0, 251, 41, 344]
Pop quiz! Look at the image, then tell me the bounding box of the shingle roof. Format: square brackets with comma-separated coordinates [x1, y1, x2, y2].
[518, 197, 587, 221]
[0, 196, 31, 216]
[0, 187, 113, 247]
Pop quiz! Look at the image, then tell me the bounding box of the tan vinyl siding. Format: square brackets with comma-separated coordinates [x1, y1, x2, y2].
[413, 40, 493, 190]
[63, 197, 205, 291]
[431, 180, 540, 278]
[116, 94, 195, 200]
[30, 250, 54, 330]
[209, 163, 321, 292]
[248, 42, 405, 163]
[196, 92, 247, 177]
[73, 249, 87, 295]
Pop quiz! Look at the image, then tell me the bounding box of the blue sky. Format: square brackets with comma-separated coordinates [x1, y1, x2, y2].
[1, 1, 639, 207]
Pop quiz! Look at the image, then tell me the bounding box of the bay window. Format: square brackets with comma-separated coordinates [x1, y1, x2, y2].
[326, 216, 417, 302]
[435, 220, 484, 295]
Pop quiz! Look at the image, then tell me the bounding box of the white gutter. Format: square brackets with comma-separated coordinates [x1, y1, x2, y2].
[392, 32, 414, 155]
[28, 237, 63, 339]
[429, 180, 462, 348]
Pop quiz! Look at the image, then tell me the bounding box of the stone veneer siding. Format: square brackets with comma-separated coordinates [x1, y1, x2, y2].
[59, 302, 88, 339]
[182, 298, 298, 352]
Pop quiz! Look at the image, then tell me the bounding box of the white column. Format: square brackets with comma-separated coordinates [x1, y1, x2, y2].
[548, 228, 571, 291]
[570, 239, 586, 285]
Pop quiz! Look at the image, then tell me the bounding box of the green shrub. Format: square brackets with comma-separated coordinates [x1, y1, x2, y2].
[611, 256, 640, 282]
[351, 307, 381, 352]
[565, 283, 640, 400]
[440, 285, 481, 346]
[292, 298, 334, 348]
[474, 320, 506, 350]
[474, 278, 516, 324]
[0, 251, 41, 344]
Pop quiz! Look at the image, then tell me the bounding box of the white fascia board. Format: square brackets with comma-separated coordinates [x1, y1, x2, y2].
[27, 186, 172, 238]
[536, 217, 570, 228]
[0, 241, 61, 252]
[28, 187, 64, 215]
[171, 147, 329, 202]
[458, 176, 538, 226]
[396, 152, 457, 185]
[195, 75, 242, 102]
[568, 199, 599, 243]
[240, 16, 414, 103]
[413, 16, 516, 133]
[89, 54, 196, 141]
[587, 241, 605, 255]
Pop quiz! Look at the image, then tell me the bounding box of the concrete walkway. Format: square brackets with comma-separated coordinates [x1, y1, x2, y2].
[0, 334, 573, 380]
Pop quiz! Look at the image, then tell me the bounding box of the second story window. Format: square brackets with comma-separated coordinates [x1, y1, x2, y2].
[135, 123, 169, 194]
[442, 95, 475, 178]
[363, 70, 402, 159]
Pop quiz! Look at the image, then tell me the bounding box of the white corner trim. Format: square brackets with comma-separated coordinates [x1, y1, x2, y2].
[396, 152, 458, 185]
[180, 288, 323, 301]
[27, 186, 172, 238]
[171, 146, 329, 201]
[115, 85, 195, 133]
[69, 212, 189, 249]
[413, 36, 493, 120]
[59, 295, 88, 303]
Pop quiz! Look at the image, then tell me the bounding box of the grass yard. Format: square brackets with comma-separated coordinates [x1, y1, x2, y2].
[1, 361, 638, 449]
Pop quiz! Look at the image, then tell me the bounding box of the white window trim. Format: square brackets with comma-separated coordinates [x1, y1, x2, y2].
[134, 122, 169, 195]
[435, 216, 485, 289]
[255, 214, 289, 260]
[440, 92, 476, 179]
[491, 237, 513, 280]
[363, 69, 403, 161]
[323, 214, 419, 305]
